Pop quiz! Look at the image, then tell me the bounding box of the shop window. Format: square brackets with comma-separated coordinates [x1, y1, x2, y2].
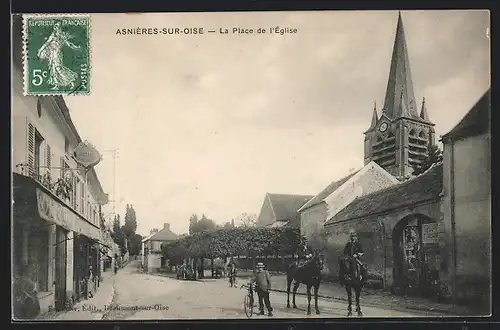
[28, 227, 49, 293]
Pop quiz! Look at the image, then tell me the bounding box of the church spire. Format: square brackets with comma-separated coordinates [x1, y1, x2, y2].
[368, 101, 378, 130]
[382, 11, 419, 120]
[420, 96, 430, 121]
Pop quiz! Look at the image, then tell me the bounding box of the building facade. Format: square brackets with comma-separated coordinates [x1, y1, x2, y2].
[12, 15, 109, 317]
[142, 223, 178, 272]
[440, 89, 491, 310]
[299, 161, 399, 241]
[324, 164, 443, 292]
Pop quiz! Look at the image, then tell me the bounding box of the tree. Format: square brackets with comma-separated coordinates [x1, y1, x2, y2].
[128, 233, 143, 256]
[190, 214, 217, 233]
[412, 144, 443, 176]
[111, 214, 127, 255]
[236, 212, 258, 227]
[162, 227, 301, 263]
[189, 214, 199, 235]
[122, 204, 137, 238]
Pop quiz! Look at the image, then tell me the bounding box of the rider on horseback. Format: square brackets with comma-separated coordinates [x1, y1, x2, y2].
[344, 230, 364, 262]
[341, 230, 366, 317]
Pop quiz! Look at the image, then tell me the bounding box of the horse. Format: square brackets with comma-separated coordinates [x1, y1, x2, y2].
[338, 255, 367, 316]
[286, 253, 324, 315]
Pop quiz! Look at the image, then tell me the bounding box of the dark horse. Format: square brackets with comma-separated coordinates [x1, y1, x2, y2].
[286, 254, 323, 315]
[339, 255, 367, 316]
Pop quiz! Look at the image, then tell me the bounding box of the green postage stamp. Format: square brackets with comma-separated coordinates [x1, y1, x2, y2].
[23, 14, 91, 95]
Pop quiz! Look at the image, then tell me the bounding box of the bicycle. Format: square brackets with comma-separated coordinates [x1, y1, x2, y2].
[240, 283, 255, 318]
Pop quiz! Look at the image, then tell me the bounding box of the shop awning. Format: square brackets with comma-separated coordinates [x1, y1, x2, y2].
[13, 173, 103, 243]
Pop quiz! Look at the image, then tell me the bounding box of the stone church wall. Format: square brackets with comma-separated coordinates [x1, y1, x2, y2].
[323, 201, 442, 289]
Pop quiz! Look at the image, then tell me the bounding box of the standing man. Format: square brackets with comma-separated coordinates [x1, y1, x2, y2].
[250, 262, 273, 316]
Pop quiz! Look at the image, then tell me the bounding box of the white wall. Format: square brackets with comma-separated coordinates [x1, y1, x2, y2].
[12, 69, 102, 228]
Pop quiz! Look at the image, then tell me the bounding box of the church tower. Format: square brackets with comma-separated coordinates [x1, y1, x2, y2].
[364, 12, 436, 178]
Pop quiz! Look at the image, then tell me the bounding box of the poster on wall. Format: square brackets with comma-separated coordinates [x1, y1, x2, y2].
[422, 223, 439, 244]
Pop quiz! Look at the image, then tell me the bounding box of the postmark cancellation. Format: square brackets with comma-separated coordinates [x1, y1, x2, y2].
[22, 14, 91, 96]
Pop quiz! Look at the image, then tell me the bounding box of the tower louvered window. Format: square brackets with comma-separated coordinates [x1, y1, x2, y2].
[372, 132, 396, 168]
[408, 129, 428, 168]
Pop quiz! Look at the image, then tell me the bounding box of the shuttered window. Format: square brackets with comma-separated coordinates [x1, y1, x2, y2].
[27, 120, 35, 178]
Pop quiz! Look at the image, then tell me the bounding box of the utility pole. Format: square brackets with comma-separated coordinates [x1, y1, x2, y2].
[103, 149, 119, 220]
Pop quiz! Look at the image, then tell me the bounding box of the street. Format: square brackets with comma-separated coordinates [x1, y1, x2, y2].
[86, 262, 431, 320]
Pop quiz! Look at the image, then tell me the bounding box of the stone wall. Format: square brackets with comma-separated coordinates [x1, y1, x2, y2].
[300, 202, 327, 239]
[323, 201, 442, 289]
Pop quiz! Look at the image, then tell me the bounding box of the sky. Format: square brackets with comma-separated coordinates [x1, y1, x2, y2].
[63, 10, 490, 237]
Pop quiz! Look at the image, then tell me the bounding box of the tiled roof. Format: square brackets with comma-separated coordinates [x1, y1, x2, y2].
[442, 89, 491, 141]
[148, 228, 179, 242]
[268, 193, 314, 221]
[325, 163, 443, 225]
[299, 171, 359, 211]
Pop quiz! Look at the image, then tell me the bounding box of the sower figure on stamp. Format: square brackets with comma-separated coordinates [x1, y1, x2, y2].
[249, 262, 273, 316]
[37, 22, 80, 90]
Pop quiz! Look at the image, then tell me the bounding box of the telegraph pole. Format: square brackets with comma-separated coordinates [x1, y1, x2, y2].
[103, 149, 119, 220]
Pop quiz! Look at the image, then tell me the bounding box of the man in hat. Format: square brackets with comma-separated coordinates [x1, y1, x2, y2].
[250, 262, 273, 316]
[344, 230, 364, 260]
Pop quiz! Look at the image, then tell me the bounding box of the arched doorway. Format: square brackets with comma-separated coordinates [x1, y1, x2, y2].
[392, 214, 439, 296]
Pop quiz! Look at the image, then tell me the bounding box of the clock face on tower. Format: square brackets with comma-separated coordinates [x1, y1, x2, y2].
[379, 122, 388, 132]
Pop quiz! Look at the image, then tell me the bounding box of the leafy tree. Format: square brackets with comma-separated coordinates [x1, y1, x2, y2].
[162, 227, 301, 262]
[122, 204, 137, 238]
[190, 214, 217, 233]
[111, 214, 127, 255]
[188, 214, 199, 235]
[412, 144, 443, 176]
[128, 233, 143, 256]
[236, 212, 258, 227]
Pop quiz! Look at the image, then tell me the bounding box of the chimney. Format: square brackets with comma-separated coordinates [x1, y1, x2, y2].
[163, 223, 170, 231]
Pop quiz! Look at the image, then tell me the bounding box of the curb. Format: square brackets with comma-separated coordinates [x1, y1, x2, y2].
[268, 288, 468, 316]
[99, 274, 117, 320]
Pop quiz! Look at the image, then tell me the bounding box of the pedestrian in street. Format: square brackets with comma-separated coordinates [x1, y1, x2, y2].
[249, 262, 273, 316]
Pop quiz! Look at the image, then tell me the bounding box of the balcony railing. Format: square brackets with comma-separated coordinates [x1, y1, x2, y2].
[15, 163, 74, 201]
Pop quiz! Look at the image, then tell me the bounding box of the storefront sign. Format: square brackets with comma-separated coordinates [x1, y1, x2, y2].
[422, 223, 439, 244]
[73, 141, 102, 168]
[36, 188, 101, 241]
